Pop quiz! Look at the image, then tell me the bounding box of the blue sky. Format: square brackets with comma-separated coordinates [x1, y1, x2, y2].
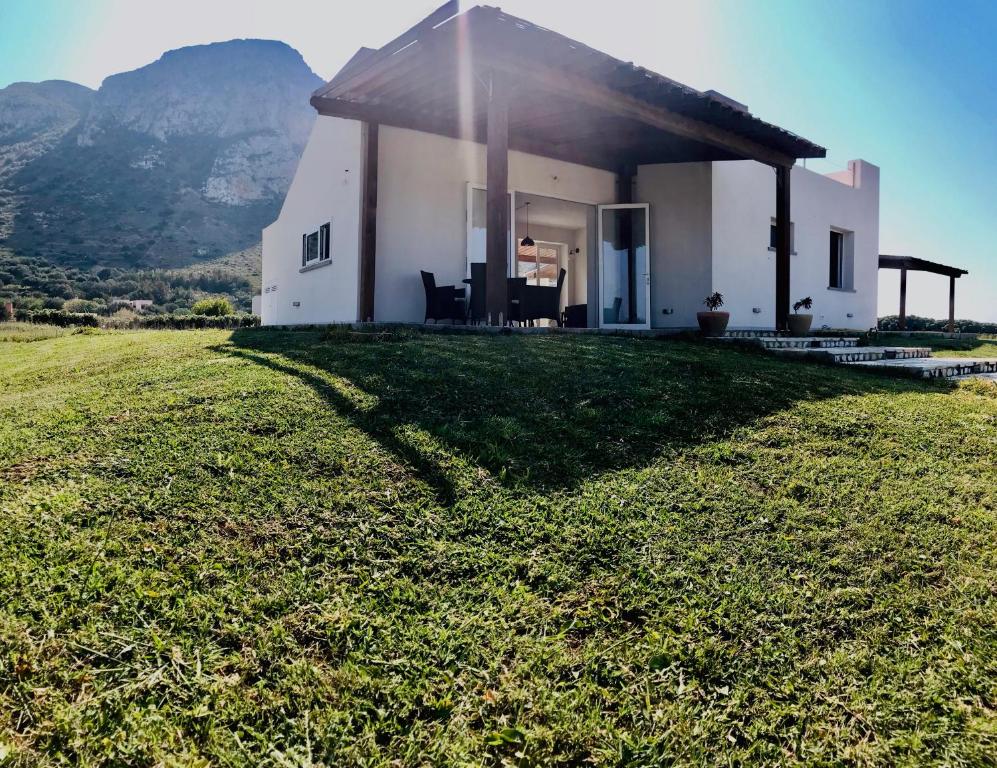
[1, 0, 994, 321]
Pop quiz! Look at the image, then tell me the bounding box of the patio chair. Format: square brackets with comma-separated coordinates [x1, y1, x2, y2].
[521, 268, 567, 326]
[507, 277, 526, 326]
[420, 270, 464, 324]
[603, 296, 623, 325]
[467, 262, 487, 324]
[563, 303, 588, 328]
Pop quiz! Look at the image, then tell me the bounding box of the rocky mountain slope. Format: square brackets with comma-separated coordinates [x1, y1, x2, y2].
[0, 39, 322, 274]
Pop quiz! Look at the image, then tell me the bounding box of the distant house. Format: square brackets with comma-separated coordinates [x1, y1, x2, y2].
[118, 299, 153, 313]
[262, 2, 879, 330]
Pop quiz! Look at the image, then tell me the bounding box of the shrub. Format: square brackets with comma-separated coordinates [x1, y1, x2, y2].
[121, 313, 260, 330]
[64, 298, 105, 314]
[14, 308, 100, 327]
[703, 292, 725, 311]
[191, 297, 234, 317]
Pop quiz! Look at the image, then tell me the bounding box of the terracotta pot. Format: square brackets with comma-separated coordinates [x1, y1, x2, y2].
[787, 313, 813, 336]
[697, 311, 730, 337]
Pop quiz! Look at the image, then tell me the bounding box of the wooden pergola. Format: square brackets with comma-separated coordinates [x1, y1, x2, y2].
[879, 254, 968, 332]
[312, 2, 826, 327]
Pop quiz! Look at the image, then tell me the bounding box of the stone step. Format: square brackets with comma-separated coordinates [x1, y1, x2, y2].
[723, 329, 782, 338]
[770, 346, 933, 364]
[846, 357, 997, 379]
[754, 336, 859, 350]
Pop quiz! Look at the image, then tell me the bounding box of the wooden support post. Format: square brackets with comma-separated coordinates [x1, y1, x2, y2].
[617, 165, 634, 205]
[898, 266, 907, 331]
[358, 122, 379, 322]
[948, 276, 956, 333]
[485, 71, 509, 325]
[774, 164, 792, 331]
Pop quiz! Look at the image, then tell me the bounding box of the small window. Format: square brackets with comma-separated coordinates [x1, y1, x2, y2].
[301, 222, 332, 266]
[302, 232, 318, 265]
[829, 230, 844, 288]
[769, 220, 795, 252]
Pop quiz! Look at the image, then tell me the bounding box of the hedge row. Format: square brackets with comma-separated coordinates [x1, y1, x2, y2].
[131, 313, 260, 330]
[10, 309, 260, 330]
[14, 308, 101, 327]
[878, 314, 997, 334]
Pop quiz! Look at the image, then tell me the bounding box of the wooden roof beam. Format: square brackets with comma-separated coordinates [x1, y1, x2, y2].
[311, 97, 624, 172]
[314, 0, 458, 100]
[481, 55, 797, 168]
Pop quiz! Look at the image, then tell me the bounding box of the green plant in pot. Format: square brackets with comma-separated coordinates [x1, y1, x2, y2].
[697, 292, 729, 337]
[788, 296, 813, 336]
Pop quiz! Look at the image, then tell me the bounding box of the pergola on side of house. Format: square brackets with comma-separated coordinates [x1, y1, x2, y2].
[879, 254, 968, 332]
[310, 1, 827, 329]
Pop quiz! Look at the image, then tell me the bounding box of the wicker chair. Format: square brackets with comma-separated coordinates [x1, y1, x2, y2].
[420, 271, 464, 324]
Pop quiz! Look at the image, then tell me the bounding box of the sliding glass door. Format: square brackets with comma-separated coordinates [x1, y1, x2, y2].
[598, 204, 650, 329]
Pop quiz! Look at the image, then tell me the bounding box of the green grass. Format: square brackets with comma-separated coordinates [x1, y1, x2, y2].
[876, 332, 997, 358]
[0, 322, 72, 343]
[1, 328, 996, 766]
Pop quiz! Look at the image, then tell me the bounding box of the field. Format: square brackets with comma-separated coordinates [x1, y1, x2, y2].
[1, 328, 995, 766]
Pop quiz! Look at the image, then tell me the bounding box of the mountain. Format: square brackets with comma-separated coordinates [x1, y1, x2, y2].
[0, 39, 322, 287]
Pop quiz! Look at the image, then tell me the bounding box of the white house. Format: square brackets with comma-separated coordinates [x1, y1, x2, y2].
[262, 3, 879, 332]
[117, 298, 154, 313]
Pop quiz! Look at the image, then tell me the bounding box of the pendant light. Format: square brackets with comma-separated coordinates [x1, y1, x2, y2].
[520, 202, 535, 248]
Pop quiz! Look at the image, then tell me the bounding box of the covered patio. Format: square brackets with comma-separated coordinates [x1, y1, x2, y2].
[879, 254, 969, 332]
[311, 1, 826, 330]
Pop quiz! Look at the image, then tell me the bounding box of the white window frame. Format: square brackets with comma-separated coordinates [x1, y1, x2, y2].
[301, 221, 332, 269]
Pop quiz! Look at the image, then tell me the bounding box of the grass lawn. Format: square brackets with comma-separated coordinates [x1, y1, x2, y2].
[875, 332, 997, 358]
[0, 323, 73, 344]
[1, 327, 996, 766]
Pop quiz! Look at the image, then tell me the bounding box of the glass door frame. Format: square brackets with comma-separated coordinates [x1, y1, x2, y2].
[597, 203, 651, 330]
[465, 182, 515, 281]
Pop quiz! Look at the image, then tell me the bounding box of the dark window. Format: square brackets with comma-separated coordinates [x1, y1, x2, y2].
[829, 230, 844, 288]
[305, 231, 319, 263]
[320, 222, 331, 260]
[769, 220, 794, 251]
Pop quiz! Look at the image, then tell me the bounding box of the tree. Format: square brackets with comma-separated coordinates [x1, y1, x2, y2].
[191, 297, 234, 316]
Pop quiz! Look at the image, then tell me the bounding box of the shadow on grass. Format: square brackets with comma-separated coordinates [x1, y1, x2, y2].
[215, 327, 941, 497]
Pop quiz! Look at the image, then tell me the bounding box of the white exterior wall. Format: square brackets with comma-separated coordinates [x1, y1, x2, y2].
[636, 163, 713, 328]
[710, 160, 880, 330]
[374, 126, 616, 322]
[261, 116, 363, 325]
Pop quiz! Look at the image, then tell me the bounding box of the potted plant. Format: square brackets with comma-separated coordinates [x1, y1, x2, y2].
[788, 296, 813, 336]
[697, 292, 729, 337]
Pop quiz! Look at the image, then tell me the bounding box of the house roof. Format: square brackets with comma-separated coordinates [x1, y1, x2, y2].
[879, 254, 968, 278]
[311, 2, 826, 170]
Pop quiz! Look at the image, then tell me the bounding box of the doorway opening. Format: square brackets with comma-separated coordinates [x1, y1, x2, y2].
[513, 192, 593, 326]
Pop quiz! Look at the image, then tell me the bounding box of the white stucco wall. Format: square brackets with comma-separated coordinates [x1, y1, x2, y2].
[261, 116, 363, 325]
[636, 162, 713, 328]
[374, 126, 617, 322]
[711, 160, 880, 330]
